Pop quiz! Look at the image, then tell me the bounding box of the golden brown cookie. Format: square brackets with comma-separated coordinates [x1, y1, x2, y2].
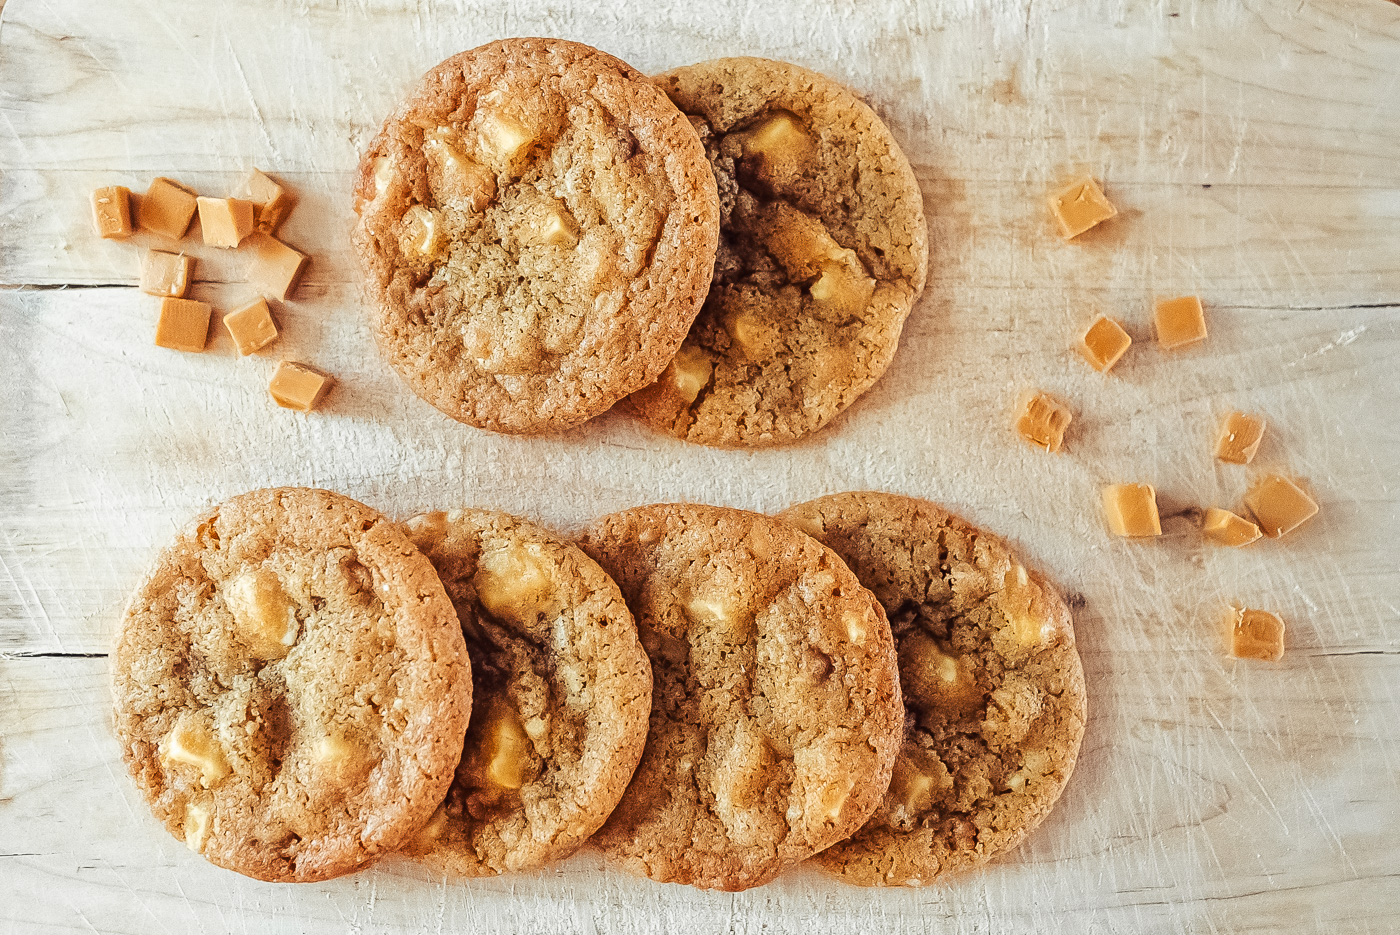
[111, 488, 472, 882]
[399, 509, 651, 876]
[628, 58, 928, 447]
[353, 38, 720, 434]
[578, 503, 903, 891]
[777, 492, 1087, 886]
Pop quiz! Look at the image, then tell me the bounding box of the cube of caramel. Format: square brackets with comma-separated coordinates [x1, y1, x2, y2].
[197, 197, 255, 248]
[154, 298, 212, 353]
[237, 168, 294, 233]
[1080, 315, 1132, 373]
[1229, 607, 1285, 662]
[1102, 483, 1162, 538]
[1015, 391, 1073, 453]
[140, 249, 194, 298]
[246, 233, 308, 301]
[1155, 296, 1208, 350]
[269, 360, 333, 411]
[137, 177, 198, 240]
[1244, 474, 1318, 538]
[1047, 175, 1117, 239]
[1202, 507, 1261, 547]
[222, 297, 279, 356]
[91, 186, 133, 239]
[1215, 411, 1266, 465]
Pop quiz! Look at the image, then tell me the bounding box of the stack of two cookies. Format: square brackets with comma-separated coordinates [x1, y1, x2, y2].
[353, 39, 928, 447]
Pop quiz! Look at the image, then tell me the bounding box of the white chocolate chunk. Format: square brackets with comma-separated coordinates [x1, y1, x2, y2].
[225, 568, 298, 661]
[424, 133, 496, 211]
[484, 706, 531, 790]
[162, 715, 230, 787]
[183, 801, 212, 852]
[399, 204, 442, 258]
[843, 609, 869, 643]
[474, 541, 555, 624]
[476, 97, 534, 166]
[723, 308, 778, 359]
[665, 344, 713, 406]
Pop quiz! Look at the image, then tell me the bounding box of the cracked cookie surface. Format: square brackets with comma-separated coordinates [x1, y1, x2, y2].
[353, 38, 720, 434]
[112, 488, 471, 882]
[778, 492, 1086, 886]
[628, 58, 928, 447]
[400, 509, 651, 876]
[578, 503, 902, 891]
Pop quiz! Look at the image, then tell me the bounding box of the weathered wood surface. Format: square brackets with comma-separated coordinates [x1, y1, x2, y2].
[2, 0, 1398, 932]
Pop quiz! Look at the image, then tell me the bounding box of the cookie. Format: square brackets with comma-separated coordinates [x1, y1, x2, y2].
[399, 509, 651, 876]
[628, 58, 928, 447]
[111, 488, 472, 882]
[578, 503, 903, 891]
[777, 492, 1087, 886]
[352, 38, 720, 434]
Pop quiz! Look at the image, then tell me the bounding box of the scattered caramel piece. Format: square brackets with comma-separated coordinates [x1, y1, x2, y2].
[222, 297, 279, 356]
[268, 360, 333, 411]
[1154, 295, 1208, 350]
[1244, 474, 1318, 538]
[1101, 483, 1162, 538]
[1015, 391, 1073, 453]
[154, 297, 212, 353]
[481, 702, 532, 790]
[1215, 411, 1267, 465]
[91, 186, 133, 239]
[1202, 507, 1262, 547]
[161, 713, 230, 786]
[474, 540, 555, 624]
[140, 249, 194, 298]
[1080, 314, 1132, 373]
[1047, 175, 1116, 239]
[1229, 606, 1285, 662]
[138, 177, 199, 240]
[246, 232, 308, 301]
[237, 168, 294, 233]
[224, 567, 298, 659]
[197, 196, 255, 248]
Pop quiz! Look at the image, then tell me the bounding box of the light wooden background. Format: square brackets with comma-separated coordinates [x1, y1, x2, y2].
[2, 0, 1398, 932]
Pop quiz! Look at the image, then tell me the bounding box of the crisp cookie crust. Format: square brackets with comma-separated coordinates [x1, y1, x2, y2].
[400, 509, 651, 876]
[578, 503, 903, 891]
[353, 38, 720, 434]
[628, 58, 929, 447]
[112, 488, 472, 883]
[777, 492, 1087, 887]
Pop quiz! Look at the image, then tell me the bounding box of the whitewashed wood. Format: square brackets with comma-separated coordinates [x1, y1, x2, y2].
[2, 0, 1399, 931]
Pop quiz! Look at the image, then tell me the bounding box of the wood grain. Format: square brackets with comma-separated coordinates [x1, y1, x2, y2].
[2, 0, 1398, 931]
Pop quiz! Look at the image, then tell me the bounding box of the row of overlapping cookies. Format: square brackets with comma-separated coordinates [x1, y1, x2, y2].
[352, 39, 928, 447]
[113, 487, 1085, 890]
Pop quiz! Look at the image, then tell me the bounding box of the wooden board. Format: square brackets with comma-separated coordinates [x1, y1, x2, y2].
[2, 0, 1398, 931]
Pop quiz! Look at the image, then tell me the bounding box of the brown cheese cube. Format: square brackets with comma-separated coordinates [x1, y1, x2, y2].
[1202, 507, 1261, 547]
[222, 297, 279, 355]
[154, 298, 212, 352]
[137, 177, 198, 240]
[246, 233, 308, 301]
[1015, 391, 1073, 453]
[1102, 483, 1162, 538]
[1229, 607, 1285, 662]
[269, 361, 333, 411]
[1155, 296, 1208, 350]
[91, 186, 133, 239]
[238, 169, 294, 233]
[197, 197, 255, 248]
[1047, 175, 1117, 239]
[1080, 315, 1132, 373]
[140, 250, 194, 298]
[1215, 411, 1266, 464]
[1244, 474, 1318, 538]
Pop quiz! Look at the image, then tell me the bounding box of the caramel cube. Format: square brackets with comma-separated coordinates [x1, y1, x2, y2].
[91, 186, 133, 239]
[1015, 391, 1073, 453]
[1202, 507, 1261, 547]
[1102, 483, 1162, 538]
[1155, 296, 1208, 350]
[1244, 474, 1318, 538]
[269, 360, 333, 411]
[1229, 607, 1285, 662]
[1080, 315, 1132, 373]
[154, 298, 212, 353]
[137, 177, 198, 240]
[246, 233, 308, 301]
[222, 297, 279, 356]
[237, 168, 293, 233]
[197, 197, 255, 248]
[1215, 411, 1266, 465]
[1047, 175, 1117, 239]
[140, 250, 194, 298]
